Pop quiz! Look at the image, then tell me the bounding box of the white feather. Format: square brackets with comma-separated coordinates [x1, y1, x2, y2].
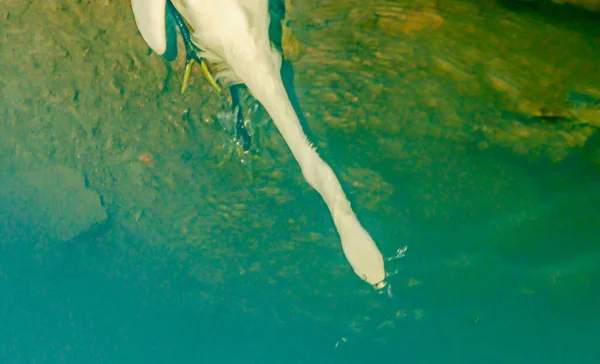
[131, 0, 168, 55]
[130, 0, 387, 286]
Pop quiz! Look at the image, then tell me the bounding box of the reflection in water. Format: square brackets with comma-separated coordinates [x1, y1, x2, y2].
[0, 0, 599, 362]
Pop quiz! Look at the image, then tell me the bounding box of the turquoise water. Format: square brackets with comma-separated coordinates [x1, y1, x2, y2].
[2, 0, 600, 363]
[2, 142, 599, 363]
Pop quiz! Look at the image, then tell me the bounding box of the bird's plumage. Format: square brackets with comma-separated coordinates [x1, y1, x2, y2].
[131, 0, 169, 55]
[130, 0, 387, 286]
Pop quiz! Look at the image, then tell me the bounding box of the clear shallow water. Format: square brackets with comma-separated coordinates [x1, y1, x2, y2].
[1, 0, 600, 363]
[2, 143, 598, 363]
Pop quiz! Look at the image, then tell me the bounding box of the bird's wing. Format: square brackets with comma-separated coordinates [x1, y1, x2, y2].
[131, 0, 168, 55]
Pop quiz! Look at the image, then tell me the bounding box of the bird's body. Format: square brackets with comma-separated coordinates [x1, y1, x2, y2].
[172, 0, 274, 86]
[130, 0, 388, 287]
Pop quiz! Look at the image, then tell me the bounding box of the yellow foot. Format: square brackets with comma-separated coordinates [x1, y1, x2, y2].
[181, 58, 221, 94]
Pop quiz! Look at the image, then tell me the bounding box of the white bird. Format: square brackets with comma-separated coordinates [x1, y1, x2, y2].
[130, 0, 388, 288]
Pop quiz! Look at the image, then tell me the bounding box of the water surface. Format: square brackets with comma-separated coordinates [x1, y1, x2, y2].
[1, 0, 599, 362]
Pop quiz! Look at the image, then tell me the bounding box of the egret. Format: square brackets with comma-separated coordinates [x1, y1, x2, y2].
[130, 0, 388, 288]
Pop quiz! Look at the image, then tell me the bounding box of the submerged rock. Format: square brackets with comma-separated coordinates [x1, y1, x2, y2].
[0, 165, 107, 242]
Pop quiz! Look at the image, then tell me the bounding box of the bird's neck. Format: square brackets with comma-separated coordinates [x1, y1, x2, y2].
[231, 50, 385, 285]
[242, 60, 352, 218]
